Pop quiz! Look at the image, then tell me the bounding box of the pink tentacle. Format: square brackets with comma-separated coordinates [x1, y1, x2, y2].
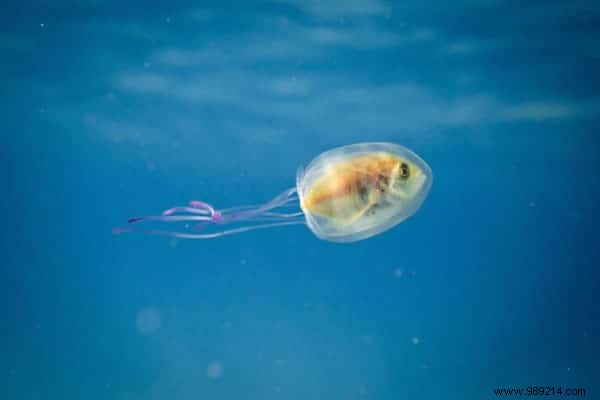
[189, 200, 217, 215]
[115, 187, 301, 239]
[128, 215, 212, 224]
[162, 206, 210, 216]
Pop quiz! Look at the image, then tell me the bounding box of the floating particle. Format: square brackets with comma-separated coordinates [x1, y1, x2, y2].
[359, 384, 367, 395]
[207, 361, 223, 379]
[136, 307, 162, 335]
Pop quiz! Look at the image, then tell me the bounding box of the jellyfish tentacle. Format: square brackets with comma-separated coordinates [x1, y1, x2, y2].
[223, 188, 298, 221]
[261, 211, 304, 218]
[115, 186, 304, 239]
[190, 213, 304, 231]
[128, 215, 212, 224]
[128, 220, 304, 239]
[189, 200, 218, 214]
[162, 206, 211, 216]
[217, 189, 298, 216]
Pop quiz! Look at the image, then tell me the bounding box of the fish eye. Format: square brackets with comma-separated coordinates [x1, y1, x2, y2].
[400, 163, 410, 179]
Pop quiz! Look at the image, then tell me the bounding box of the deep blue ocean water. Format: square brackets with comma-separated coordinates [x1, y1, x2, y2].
[3, 1, 599, 399]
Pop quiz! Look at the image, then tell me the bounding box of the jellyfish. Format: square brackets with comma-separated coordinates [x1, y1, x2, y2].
[114, 142, 433, 243]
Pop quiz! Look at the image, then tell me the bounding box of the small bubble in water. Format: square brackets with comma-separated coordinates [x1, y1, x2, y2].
[221, 320, 232, 329]
[411, 336, 420, 345]
[206, 361, 223, 379]
[359, 384, 367, 395]
[145, 160, 156, 171]
[136, 307, 162, 335]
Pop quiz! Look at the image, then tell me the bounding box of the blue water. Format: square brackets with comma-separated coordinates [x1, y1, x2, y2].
[3, 1, 599, 399]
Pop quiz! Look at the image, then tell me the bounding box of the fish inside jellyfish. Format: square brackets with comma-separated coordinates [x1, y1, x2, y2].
[114, 142, 433, 243]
